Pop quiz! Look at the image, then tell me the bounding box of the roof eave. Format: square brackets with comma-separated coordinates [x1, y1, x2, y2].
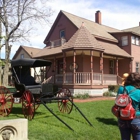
[103, 52, 132, 58]
[94, 35, 118, 43]
[62, 47, 104, 51]
[111, 31, 140, 37]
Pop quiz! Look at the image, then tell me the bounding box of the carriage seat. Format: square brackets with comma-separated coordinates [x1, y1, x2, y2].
[12, 77, 26, 97]
[13, 76, 42, 95]
[20, 75, 37, 86]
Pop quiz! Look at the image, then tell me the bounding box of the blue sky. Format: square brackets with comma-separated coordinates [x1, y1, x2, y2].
[2, 0, 140, 59]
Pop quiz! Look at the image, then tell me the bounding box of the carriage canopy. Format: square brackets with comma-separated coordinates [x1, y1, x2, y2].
[11, 58, 52, 67]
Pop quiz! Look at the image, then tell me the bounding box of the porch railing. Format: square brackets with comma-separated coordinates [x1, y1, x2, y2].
[53, 72, 119, 85]
[103, 74, 117, 85]
[50, 38, 66, 47]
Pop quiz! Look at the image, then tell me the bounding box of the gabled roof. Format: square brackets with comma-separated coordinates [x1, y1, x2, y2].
[44, 10, 122, 44]
[123, 26, 140, 36]
[34, 23, 132, 58]
[12, 46, 42, 59]
[62, 10, 122, 42]
[62, 23, 104, 51]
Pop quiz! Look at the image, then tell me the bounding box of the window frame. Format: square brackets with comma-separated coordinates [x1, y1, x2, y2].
[136, 37, 140, 46]
[131, 36, 135, 44]
[20, 54, 24, 59]
[136, 62, 140, 73]
[60, 30, 65, 39]
[121, 36, 128, 46]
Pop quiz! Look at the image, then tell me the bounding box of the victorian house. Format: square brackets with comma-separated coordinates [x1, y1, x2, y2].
[13, 10, 140, 96]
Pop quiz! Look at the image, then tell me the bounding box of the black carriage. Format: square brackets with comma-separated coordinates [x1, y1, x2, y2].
[0, 58, 92, 130]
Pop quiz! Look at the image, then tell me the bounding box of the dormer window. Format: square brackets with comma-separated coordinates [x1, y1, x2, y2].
[60, 30, 65, 38]
[121, 36, 128, 46]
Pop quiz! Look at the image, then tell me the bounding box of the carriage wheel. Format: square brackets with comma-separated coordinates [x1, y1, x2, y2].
[35, 100, 40, 110]
[22, 90, 35, 120]
[0, 86, 13, 117]
[57, 88, 73, 114]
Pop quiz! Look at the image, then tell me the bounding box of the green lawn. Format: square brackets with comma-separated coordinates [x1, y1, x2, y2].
[0, 100, 120, 140]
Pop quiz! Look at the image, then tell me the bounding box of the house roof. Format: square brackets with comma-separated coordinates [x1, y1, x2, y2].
[12, 46, 42, 59]
[44, 10, 122, 44]
[34, 46, 63, 58]
[123, 26, 140, 36]
[22, 46, 42, 57]
[62, 23, 104, 51]
[62, 10, 122, 42]
[100, 41, 132, 57]
[63, 24, 131, 58]
[35, 24, 132, 58]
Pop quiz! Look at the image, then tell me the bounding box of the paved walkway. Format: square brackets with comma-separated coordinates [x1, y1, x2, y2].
[73, 97, 115, 103]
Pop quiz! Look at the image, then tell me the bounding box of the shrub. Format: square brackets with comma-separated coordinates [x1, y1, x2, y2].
[108, 85, 120, 92]
[103, 91, 116, 97]
[74, 93, 89, 99]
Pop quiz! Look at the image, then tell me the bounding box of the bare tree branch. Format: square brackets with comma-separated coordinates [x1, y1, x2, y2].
[0, 0, 53, 86]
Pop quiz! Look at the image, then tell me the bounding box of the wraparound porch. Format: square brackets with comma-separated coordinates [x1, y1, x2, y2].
[49, 72, 122, 85]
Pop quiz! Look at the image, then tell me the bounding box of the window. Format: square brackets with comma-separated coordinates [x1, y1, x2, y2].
[20, 54, 24, 59]
[136, 37, 140, 45]
[121, 36, 128, 46]
[136, 62, 139, 72]
[60, 30, 65, 38]
[131, 36, 135, 44]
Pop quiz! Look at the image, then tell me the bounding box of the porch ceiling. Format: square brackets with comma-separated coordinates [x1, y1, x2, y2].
[65, 50, 124, 59]
[41, 50, 125, 60]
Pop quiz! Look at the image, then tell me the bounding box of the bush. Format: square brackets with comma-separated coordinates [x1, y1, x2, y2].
[103, 91, 116, 97]
[108, 85, 120, 92]
[74, 93, 89, 99]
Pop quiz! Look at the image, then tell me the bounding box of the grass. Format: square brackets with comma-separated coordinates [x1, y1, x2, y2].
[0, 100, 120, 140]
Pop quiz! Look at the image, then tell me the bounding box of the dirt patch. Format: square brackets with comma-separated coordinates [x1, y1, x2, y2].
[73, 97, 115, 103]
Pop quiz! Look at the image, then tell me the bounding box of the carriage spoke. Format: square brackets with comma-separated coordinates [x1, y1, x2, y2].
[0, 86, 13, 117]
[57, 88, 73, 114]
[22, 90, 35, 120]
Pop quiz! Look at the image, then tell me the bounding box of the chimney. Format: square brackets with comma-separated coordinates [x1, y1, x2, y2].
[95, 11, 101, 24]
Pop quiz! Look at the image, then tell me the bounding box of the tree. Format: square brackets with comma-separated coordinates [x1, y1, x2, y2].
[0, 0, 53, 86]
